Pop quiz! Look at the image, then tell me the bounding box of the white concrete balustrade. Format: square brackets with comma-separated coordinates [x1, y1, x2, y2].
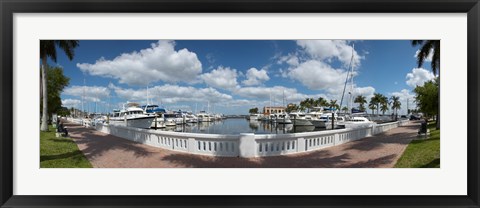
[67, 117, 409, 158]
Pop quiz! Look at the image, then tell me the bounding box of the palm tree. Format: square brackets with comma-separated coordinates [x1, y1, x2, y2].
[300, 98, 315, 112]
[329, 99, 339, 110]
[371, 93, 382, 115]
[390, 96, 401, 120]
[40, 40, 79, 131]
[379, 95, 389, 115]
[315, 97, 328, 107]
[354, 95, 367, 112]
[412, 40, 440, 75]
[368, 102, 377, 116]
[380, 102, 388, 115]
[412, 40, 440, 129]
[342, 106, 349, 113]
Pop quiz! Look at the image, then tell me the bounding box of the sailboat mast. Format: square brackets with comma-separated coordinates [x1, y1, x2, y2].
[339, 44, 355, 113]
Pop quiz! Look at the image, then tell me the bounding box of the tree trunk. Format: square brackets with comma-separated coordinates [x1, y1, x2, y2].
[40, 57, 49, 131]
[436, 71, 440, 130]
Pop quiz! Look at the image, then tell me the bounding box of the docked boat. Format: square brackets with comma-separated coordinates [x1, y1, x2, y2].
[275, 113, 292, 124]
[163, 113, 178, 126]
[140, 104, 166, 128]
[337, 113, 375, 129]
[186, 112, 198, 123]
[109, 103, 156, 129]
[197, 111, 212, 122]
[248, 114, 260, 121]
[312, 113, 346, 129]
[307, 107, 324, 120]
[289, 112, 313, 126]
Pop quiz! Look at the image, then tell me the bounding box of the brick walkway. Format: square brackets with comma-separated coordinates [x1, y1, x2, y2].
[66, 121, 420, 168]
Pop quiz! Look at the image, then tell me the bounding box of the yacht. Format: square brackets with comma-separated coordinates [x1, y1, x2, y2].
[197, 111, 212, 122]
[275, 113, 292, 124]
[312, 113, 345, 129]
[337, 113, 375, 129]
[307, 107, 324, 120]
[289, 112, 313, 126]
[163, 113, 178, 126]
[140, 104, 166, 128]
[186, 112, 198, 123]
[109, 103, 156, 129]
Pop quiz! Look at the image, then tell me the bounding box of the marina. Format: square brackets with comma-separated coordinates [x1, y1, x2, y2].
[44, 39, 439, 168]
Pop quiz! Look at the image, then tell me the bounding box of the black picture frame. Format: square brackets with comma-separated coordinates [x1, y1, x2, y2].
[1, 0, 479, 207]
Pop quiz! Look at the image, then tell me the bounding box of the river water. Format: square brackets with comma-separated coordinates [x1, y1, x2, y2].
[151, 118, 332, 135]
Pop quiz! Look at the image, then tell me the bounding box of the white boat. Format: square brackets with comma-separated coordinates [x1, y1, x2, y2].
[275, 113, 292, 124]
[337, 114, 375, 129]
[312, 114, 346, 129]
[248, 114, 260, 121]
[289, 112, 313, 126]
[109, 104, 156, 129]
[186, 113, 198, 123]
[141, 104, 166, 128]
[307, 107, 324, 120]
[197, 111, 212, 122]
[163, 113, 178, 126]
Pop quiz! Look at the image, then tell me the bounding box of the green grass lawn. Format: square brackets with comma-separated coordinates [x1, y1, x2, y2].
[40, 125, 92, 168]
[394, 121, 440, 168]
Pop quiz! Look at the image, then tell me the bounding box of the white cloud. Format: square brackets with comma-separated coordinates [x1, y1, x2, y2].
[63, 85, 110, 102]
[414, 49, 433, 62]
[389, 89, 416, 115]
[112, 84, 233, 104]
[242, 68, 270, 86]
[296, 40, 363, 68]
[77, 41, 202, 86]
[277, 53, 300, 66]
[234, 86, 328, 105]
[406, 68, 435, 88]
[286, 60, 348, 91]
[61, 99, 81, 107]
[200, 66, 239, 90]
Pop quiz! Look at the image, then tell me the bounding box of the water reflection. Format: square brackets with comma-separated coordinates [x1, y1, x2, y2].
[153, 118, 332, 135]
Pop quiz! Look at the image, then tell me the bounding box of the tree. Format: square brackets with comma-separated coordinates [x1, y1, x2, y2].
[300, 98, 315, 111]
[40, 40, 79, 131]
[380, 94, 389, 115]
[380, 102, 389, 115]
[315, 97, 329, 107]
[249, 107, 259, 114]
[390, 96, 401, 119]
[372, 93, 386, 115]
[368, 101, 377, 115]
[328, 99, 339, 110]
[414, 78, 439, 120]
[286, 103, 298, 113]
[40, 65, 70, 118]
[57, 107, 71, 117]
[342, 106, 349, 113]
[412, 40, 440, 129]
[354, 95, 367, 112]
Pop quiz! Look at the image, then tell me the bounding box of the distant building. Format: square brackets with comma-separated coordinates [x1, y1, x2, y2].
[263, 106, 286, 115]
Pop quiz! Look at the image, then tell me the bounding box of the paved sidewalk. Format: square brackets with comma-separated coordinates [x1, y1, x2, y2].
[66, 121, 420, 168]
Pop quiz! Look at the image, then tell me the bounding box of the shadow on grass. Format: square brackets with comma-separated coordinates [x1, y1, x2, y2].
[50, 138, 76, 143]
[420, 158, 440, 168]
[40, 150, 85, 162]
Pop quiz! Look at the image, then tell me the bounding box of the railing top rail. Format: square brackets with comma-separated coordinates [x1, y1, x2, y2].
[106, 123, 239, 140]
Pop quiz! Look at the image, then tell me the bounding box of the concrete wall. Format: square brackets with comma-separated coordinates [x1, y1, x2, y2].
[68, 117, 409, 158]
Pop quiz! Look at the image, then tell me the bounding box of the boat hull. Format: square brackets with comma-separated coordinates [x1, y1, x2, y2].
[110, 116, 156, 129]
[291, 119, 313, 126]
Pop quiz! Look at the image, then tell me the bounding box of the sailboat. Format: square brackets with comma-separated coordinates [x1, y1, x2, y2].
[337, 44, 375, 129]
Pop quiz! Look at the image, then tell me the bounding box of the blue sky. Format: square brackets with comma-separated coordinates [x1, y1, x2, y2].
[55, 40, 436, 115]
